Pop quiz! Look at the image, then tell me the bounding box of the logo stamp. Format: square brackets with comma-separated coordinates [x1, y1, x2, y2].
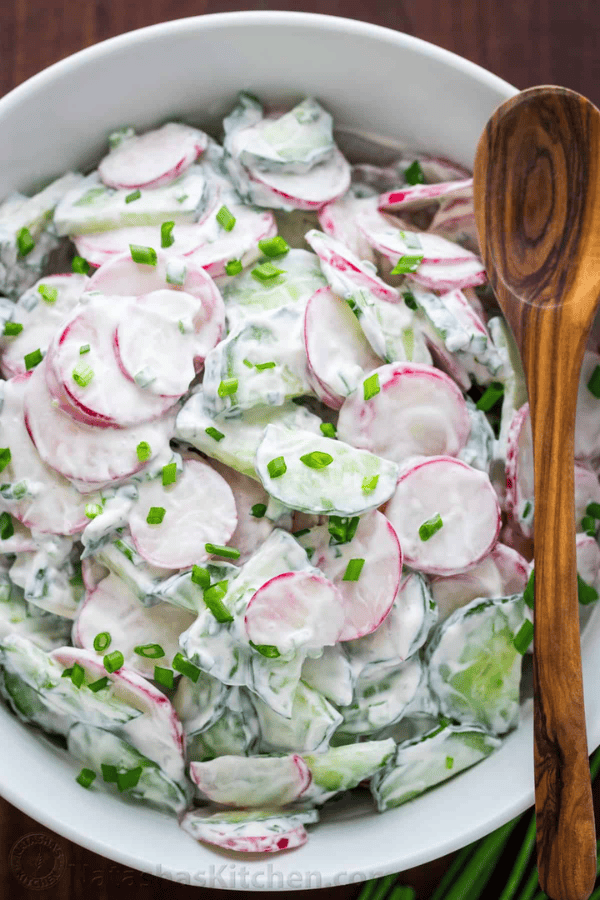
[9, 832, 66, 891]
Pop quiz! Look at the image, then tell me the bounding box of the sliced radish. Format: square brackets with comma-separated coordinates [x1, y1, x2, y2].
[98, 123, 207, 190]
[180, 807, 318, 854]
[337, 362, 470, 465]
[417, 154, 472, 182]
[575, 464, 600, 530]
[244, 571, 345, 655]
[74, 222, 210, 268]
[505, 403, 534, 538]
[46, 295, 177, 427]
[128, 458, 237, 569]
[189, 754, 311, 807]
[81, 556, 109, 592]
[24, 362, 175, 490]
[428, 195, 479, 253]
[408, 257, 487, 292]
[73, 572, 195, 679]
[305, 228, 399, 303]
[317, 193, 379, 263]
[209, 459, 274, 565]
[0, 274, 89, 378]
[186, 203, 277, 278]
[576, 351, 600, 460]
[577, 533, 600, 591]
[384, 456, 501, 576]
[490, 543, 530, 593]
[0, 518, 37, 554]
[378, 179, 473, 212]
[243, 148, 351, 211]
[420, 320, 472, 391]
[0, 375, 94, 533]
[304, 286, 383, 409]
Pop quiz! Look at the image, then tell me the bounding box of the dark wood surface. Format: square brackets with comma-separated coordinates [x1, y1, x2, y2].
[2, 1, 600, 898]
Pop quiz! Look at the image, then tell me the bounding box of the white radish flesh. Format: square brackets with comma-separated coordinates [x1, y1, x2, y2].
[98, 123, 207, 190]
[305, 228, 400, 303]
[185, 204, 277, 278]
[209, 459, 274, 565]
[378, 178, 473, 212]
[189, 754, 311, 807]
[244, 148, 351, 211]
[317, 193, 379, 263]
[74, 223, 209, 268]
[505, 403, 534, 538]
[180, 807, 317, 854]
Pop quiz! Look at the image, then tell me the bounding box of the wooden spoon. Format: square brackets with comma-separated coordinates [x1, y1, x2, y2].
[473, 85, 599, 900]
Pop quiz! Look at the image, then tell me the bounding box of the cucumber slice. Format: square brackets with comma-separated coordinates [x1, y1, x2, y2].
[172, 668, 227, 737]
[190, 753, 311, 806]
[252, 680, 342, 753]
[0, 576, 71, 651]
[303, 738, 395, 803]
[153, 560, 238, 613]
[180, 806, 318, 854]
[458, 400, 495, 473]
[95, 531, 175, 606]
[98, 122, 207, 190]
[301, 644, 354, 707]
[339, 654, 424, 736]
[186, 687, 259, 761]
[9, 546, 82, 619]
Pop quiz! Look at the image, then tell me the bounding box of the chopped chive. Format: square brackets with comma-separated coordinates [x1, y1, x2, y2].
[522, 500, 532, 519]
[61, 667, 73, 679]
[88, 676, 109, 692]
[300, 451, 334, 469]
[125, 189, 141, 203]
[249, 641, 280, 658]
[134, 643, 165, 659]
[72, 255, 91, 274]
[251, 262, 285, 281]
[76, 768, 97, 788]
[93, 631, 111, 652]
[363, 373, 380, 401]
[588, 365, 600, 398]
[205, 543, 241, 560]
[216, 205, 236, 231]
[513, 619, 534, 654]
[267, 456, 287, 478]
[320, 422, 337, 438]
[243, 358, 254, 368]
[129, 244, 157, 266]
[255, 361, 277, 371]
[582, 515, 597, 536]
[476, 382, 505, 412]
[69, 662, 85, 688]
[404, 160, 425, 185]
[161, 220, 175, 248]
[258, 236, 290, 258]
[154, 666, 174, 689]
[172, 652, 201, 682]
[445, 756, 454, 769]
[178, 320, 186, 334]
[419, 513, 443, 541]
[117, 766, 143, 792]
[587, 502, 600, 519]
[136, 441, 152, 462]
[38, 283, 58, 304]
[16, 227, 34, 257]
[343, 558, 365, 581]
[101, 764, 118, 783]
[203, 581, 234, 623]
[0, 448, 11, 473]
[217, 378, 238, 397]
[79, 343, 91, 355]
[523, 569, 535, 609]
[146, 506, 165, 525]
[24, 348, 42, 370]
[403, 291, 418, 310]
[204, 426, 225, 442]
[162, 462, 177, 486]
[72, 362, 94, 387]
[191, 565, 211, 589]
[103, 650, 124, 673]
[225, 259, 243, 276]
[3, 322, 23, 336]
[85, 503, 102, 519]
[578, 574, 599, 606]
[328, 515, 360, 545]
[362, 474, 379, 494]
[251, 503, 267, 518]
[0, 512, 14, 540]
[390, 254, 424, 275]
[292, 528, 310, 538]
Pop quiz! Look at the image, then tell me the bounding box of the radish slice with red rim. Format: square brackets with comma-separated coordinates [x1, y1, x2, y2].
[186, 204, 277, 278]
[242, 148, 351, 212]
[189, 754, 311, 807]
[209, 459, 274, 565]
[180, 807, 318, 854]
[505, 403, 534, 538]
[317, 193, 379, 263]
[378, 178, 472, 213]
[98, 123, 208, 190]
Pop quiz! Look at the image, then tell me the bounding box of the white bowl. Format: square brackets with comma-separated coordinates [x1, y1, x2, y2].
[1, 10, 598, 891]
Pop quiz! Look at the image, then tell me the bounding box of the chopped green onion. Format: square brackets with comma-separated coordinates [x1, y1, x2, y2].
[513, 619, 534, 654]
[258, 236, 290, 258]
[161, 221, 175, 248]
[267, 456, 287, 478]
[72, 255, 91, 274]
[251, 503, 267, 518]
[404, 160, 425, 185]
[146, 506, 165, 525]
[101, 764, 118, 783]
[76, 768, 97, 789]
[38, 283, 58, 304]
[0, 448, 11, 473]
[205, 543, 240, 560]
[363, 372, 380, 401]
[203, 581, 234, 623]
[129, 244, 157, 266]
[79, 343, 91, 355]
[588, 365, 600, 398]
[136, 441, 152, 461]
[249, 641, 280, 658]
[162, 462, 177, 486]
[419, 513, 443, 541]
[362, 474, 379, 494]
[216, 205, 236, 231]
[343, 558, 365, 581]
[0, 512, 14, 540]
[522, 500, 532, 519]
[172, 652, 201, 682]
[125, 189, 141, 203]
[3, 322, 23, 336]
[292, 528, 310, 538]
[85, 503, 102, 519]
[93, 631, 111, 652]
[476, 382, 505, 412]
[582, 515, 597, 536]
[88, 676, 109, 693]
[320, 422, 337, 438]
[445, 756, 454, 769]
[523, 569, 535, 609]
[16, 227, 34, 257]
[69, 662, 85, 688]
[103, 650, 124, 673]
[578, 574, 599, 606]
[61, 667, 73, 679]
[191, 565, 211, 589]
[134, 643, 165, 659]
[390, 254, 424, 275]
[225, 259, 243, 276]
[205, 426, 225, 442]
[255, 361, 277, 371]
[251, 262, 285, 281]
[587, 502, 600, 519]
[24, 349, 42, 370]
[328, 515, 360, 545]
[403, 291, 418, 310]
[117, 766, 143, 792]
[217, 378, 238, 397]
[300, 451, 334, 470]
[72, 362, 94, 387]
[154, 666, 174, 689]
[243, 358, 254, 368]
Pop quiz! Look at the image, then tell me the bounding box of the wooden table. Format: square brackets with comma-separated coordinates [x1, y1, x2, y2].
[1, 1, 600, 897]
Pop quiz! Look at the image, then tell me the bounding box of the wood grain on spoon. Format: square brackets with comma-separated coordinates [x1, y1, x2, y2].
[473, 86, 600, 900]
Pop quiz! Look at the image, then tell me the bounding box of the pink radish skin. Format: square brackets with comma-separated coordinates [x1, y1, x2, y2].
[409, 258, 487, 292]
[24, 362, 176, 491]
[505, 403, 533, 538]
[317, 193, 380, 263]
[378, 178, 473, 212]
[128, 458, 237, 569]
[384, 456, 501, 576]
[244, 571, 345, 655]
[189, 754, 311, 807]
[337, 362, 471, 465]
[74, 222, 212, 268]
[305, 229, 399, 303]
[428, 196, 479, 254]
[304, 286, 383, 409]
[209, 459, 274, 565]
[98, 123, 207, 190]
[489, 543, 530, 594]
[81, 557, 109, 592]
[244, 148, 351, 211]
[577, 533, 600, 592]
[180, 810, 309, 853]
